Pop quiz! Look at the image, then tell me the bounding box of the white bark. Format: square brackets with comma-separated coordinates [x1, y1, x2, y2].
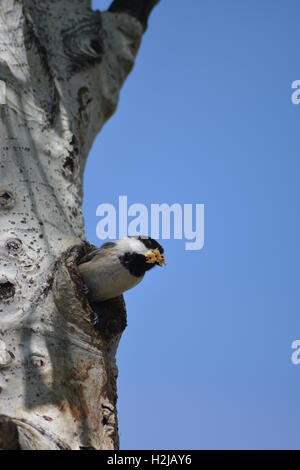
[0, 0, 157, 450]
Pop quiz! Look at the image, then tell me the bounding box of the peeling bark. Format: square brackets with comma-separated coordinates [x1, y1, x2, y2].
[0, 0, 158, 450]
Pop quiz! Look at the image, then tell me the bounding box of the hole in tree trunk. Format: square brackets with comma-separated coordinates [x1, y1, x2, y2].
[0, 190, 14, 209]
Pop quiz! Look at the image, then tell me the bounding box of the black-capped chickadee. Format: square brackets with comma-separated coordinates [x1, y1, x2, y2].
[78, 236, 166, 302]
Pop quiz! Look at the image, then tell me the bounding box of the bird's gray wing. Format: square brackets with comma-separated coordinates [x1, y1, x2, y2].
[78, 242, 116, 265]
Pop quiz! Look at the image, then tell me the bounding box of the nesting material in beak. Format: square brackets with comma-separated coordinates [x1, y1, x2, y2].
[153, 248, 166, 266]
[145, 248, 166, 266]
[145, 250, 157, 264]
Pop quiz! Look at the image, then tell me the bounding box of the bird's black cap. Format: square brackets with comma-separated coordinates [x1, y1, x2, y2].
[133, 236, 164, 254]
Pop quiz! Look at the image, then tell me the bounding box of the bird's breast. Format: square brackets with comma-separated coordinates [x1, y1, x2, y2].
[79, 255, 143, 301]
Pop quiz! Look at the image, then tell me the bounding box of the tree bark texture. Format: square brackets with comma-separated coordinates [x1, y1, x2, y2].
[0, 0, 157, 450]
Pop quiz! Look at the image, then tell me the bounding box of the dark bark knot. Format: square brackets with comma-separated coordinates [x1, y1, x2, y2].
[78, 87, 92, 118]
[62, 12, 104, 72]
[62, 136, 79, 180]
[5, 238, 23, 255]
[28, 355, 46, 369]
[63, 155, 75, 177]
[0, 279, 15, 301]
[0, 190, 14, 209]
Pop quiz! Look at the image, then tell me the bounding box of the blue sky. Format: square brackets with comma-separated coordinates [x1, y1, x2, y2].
[85, 0, 300, 449]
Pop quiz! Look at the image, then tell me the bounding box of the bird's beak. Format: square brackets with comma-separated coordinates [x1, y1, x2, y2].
[145, 249, 166, 266]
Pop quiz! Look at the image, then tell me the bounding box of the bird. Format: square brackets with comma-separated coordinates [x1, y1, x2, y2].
[78, 236, 165, 302]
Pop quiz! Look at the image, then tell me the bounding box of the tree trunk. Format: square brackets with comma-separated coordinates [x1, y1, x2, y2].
[0, 0, 158, 450]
